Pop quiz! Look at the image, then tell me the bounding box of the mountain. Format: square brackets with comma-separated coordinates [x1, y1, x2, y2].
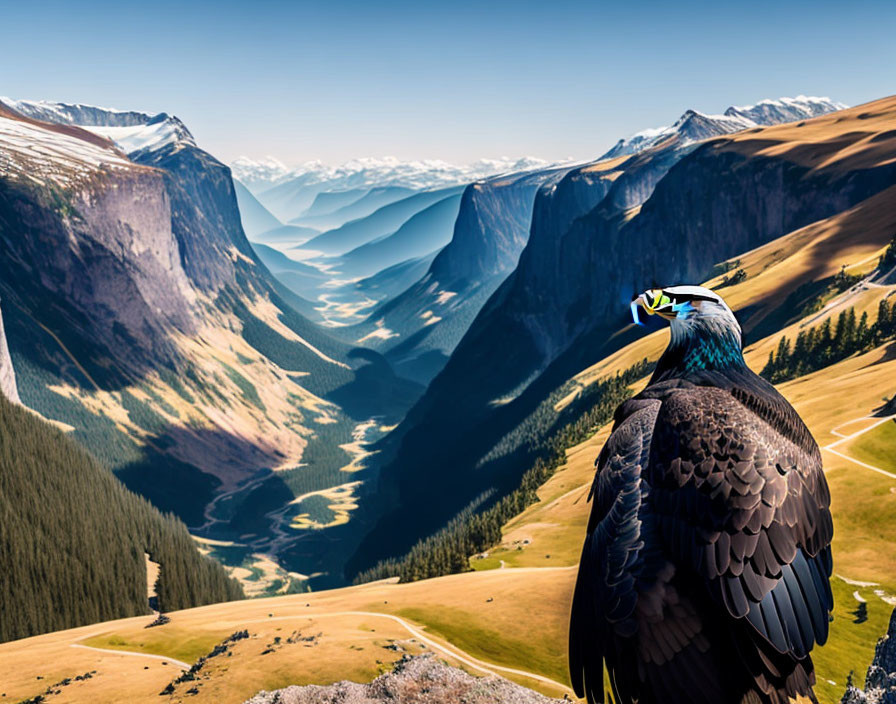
[298, 186, 465, 257]
[2, 96, 197, 155]
[725, 95, 848, 123]
[348, 96, 877, 577]
[0, 98, 411, 590]
[346, 166, 573, 383]
[229, 156, 292, 191]
[250, 223, 320, 247]
[354, 252, 437, 303]
[233, 179, 282, 237]
[0, 392, 243, 643]
[600, 95, 846, 159]
[250, 242, 330, 299]
[233, 156, 562, 223]
[302, 188, 370, 218]
[288, 186, 417, 231]
[335, 192, 462, 278]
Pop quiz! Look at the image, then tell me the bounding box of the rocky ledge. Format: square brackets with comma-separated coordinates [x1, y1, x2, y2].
[242, 655, 565, 704]
[842, 607, 896, 703]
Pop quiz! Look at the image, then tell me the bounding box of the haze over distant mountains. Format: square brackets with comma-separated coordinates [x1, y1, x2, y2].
[231, 155, 564, 193]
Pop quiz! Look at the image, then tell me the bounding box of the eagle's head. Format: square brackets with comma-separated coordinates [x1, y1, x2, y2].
[632, 285, 744, 373]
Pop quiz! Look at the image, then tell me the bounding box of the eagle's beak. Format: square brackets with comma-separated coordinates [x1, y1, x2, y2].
[630, 294, 647, 326]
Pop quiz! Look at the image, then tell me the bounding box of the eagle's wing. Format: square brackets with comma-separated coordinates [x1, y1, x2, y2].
[570, 383, 834, 704]
[648, 385, 834, 660]
[569, 398, 660, 703]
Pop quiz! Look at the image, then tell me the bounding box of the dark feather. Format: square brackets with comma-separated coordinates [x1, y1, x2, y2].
[569, 358, 833, 703]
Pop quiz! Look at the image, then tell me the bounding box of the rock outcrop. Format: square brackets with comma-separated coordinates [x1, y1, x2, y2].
[0, 299, 19, 403]
[842, 607, 896, 703]
[242, 655, 564, 704]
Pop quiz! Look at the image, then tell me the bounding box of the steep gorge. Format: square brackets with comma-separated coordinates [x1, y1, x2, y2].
[349, 97, 896, 576]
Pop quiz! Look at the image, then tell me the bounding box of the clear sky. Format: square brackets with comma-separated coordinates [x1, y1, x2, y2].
[3, 0, 894, 165]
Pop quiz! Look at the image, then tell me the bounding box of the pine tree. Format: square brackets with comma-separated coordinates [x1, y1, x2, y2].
[857, 311, 870, 348]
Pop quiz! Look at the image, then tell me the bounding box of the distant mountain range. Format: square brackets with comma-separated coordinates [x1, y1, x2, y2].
[232, 155, 563, 193]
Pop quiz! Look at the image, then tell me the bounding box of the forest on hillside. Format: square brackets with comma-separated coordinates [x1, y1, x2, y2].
[355, 360, 650, 584]
[0, 395, 243, 643]
[762, 297, 896, 384]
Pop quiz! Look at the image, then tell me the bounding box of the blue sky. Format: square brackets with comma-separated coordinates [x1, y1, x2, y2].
[2, 0, 894, 164]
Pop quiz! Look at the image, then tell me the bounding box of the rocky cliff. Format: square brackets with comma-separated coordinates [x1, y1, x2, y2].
[0, 299, 19, 403]
[349, 97, 896, 576]
[842, 607, 896, 703]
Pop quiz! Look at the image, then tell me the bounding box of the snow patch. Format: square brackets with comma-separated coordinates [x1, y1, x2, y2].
[0, 114, 132, 187]
[357, 324, 399, 344]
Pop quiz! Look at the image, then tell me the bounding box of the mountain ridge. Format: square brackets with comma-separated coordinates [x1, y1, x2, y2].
[601, 95, 847, 159]
[348, 96, 885, 577]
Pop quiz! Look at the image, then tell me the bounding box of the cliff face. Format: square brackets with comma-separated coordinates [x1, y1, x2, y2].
[842, 607, 896, 703]
[349, 97, 896, 575]
[0, 300, 19, 403]
[430, 169, 565, 284]
[356, 166, 569, 384]
[134, 142, 261, 291]
[0, 111, 196, 376]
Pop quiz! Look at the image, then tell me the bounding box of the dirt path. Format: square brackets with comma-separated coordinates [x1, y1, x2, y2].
[69, 643, 190, 670]
[823, 413, 896, 480]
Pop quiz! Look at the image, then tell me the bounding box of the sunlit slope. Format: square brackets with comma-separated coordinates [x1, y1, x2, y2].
[4, 326, 893, 704]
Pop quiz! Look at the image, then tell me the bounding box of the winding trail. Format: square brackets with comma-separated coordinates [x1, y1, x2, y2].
[822, 413, 896, 480]
[69, 643, 190, 670]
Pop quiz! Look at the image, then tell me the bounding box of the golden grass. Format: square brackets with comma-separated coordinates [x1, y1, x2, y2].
[845, 419, 896, 474]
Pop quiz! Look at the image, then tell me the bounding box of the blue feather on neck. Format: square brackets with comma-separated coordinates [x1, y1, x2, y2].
[655, 316, 746, 379]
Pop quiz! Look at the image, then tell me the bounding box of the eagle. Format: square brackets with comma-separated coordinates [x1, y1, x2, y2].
[569, 285, 833, 704]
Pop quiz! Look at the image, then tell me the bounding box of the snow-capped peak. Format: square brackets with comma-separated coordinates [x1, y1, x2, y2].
[1, 97, 195, 156]
[724, 95, 848, 125]
[601, 95, 846, 160]
[231, 155, 566, 193]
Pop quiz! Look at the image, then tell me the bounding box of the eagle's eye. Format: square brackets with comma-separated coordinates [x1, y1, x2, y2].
[647, 289, 673, 311]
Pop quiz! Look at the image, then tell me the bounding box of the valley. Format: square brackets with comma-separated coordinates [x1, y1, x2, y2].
[3, 88, 896, 704]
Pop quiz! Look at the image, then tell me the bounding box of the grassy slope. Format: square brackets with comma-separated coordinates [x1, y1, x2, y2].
[845, 419, 896, 473]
